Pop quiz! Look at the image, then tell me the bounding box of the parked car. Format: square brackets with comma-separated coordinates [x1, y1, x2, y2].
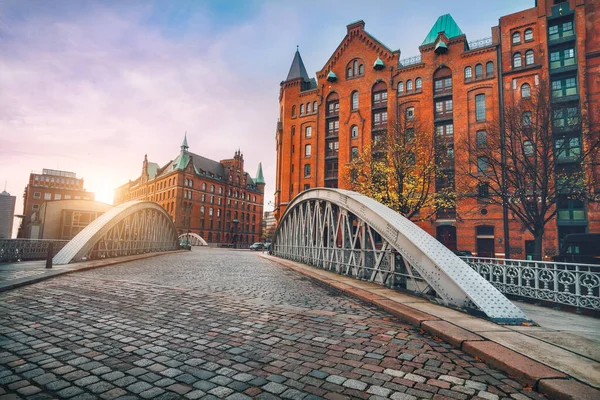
[553, 233, 600, 265]
[454, 250, 473, 257]
[249, 242, 264, 251]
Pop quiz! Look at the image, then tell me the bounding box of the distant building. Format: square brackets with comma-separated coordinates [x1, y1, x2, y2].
[263, 210, 277, 232]
[18, 169, 94, 238]
[114, 135, 266, 246]
[37, 200, 112, 240]
[0, 190, 16, 239]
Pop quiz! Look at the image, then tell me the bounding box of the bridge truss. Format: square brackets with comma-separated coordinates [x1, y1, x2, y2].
[272, 188, 531, 324]
[53, 201, 179, 265]
[178, 233, 208, 246]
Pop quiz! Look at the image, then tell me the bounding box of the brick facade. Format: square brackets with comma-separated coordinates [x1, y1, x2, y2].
[115, 138, 265, 246]
[275, 0, 599, 259]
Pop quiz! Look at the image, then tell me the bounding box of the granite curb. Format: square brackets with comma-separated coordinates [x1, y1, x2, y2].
[262, 254, 600, 399]
[0, 249, 188, 293]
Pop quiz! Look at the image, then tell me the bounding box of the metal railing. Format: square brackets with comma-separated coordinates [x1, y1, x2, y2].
[0, 239, 69, 262]
[468, 37, 493, 50]
[462, 257, 600, 310]
[399, 55, 422, 67]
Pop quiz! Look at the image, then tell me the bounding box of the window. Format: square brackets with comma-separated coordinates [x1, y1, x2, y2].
[521, 83, 531, 98]
[415, 78, 422, 90]
[211, 185, 215, 193]
[435, 100, 452, 118]
[351, 147, 359, 160]
[209, 208, 213, 216]
[464, 66, 472, 79]
[475, 64, 483, 78]
[55, 194, 62, 200]
[524, 28, 533, 41]
[405, 107, 414, 121]
[313, 101, 317, 112]
[525, 50, 534, 65]
[436, 124, 454, 140]
[306, 102, 311, 114]
[64, 195, 71, 200]
[476, 130, 487, 148]
[305, 126, 312, 138]
[406, 128, 415, 141]
[406, 80, 413, 91]
[373, 110, 388, 128]
[523, 140, 534, 156]
[305, 144, 312, 157]
[478, 183, 489, 198]
[303, 184, 310, 191]
[351, 125, 358, 138]
[549, 21, 574, 41]
[326, 92, 339, 116]
[512, 32, 521, 44]
[551, 76, 577, 98]
[434, 68, 452, 93]
[326, 140, 339, 157]
[477, 157, 489, 173]
[486, 62, 493, 77]
[201, 206, 205, 215]
[32, 204, 40, 211]
[33, 192, 41, 199]
[351, 91, 359, 110]
[475, 94, 486, 121]
[372, 82, 387, 107]
[327, 120, 339, 136]
[44, 193, 51, 200]
[553, 106, 579, 128]
[202, 183, 206, 190]
[347, 59, 364, 78]
[397, 81, 404, 93]
[555, 136, 581, 160]
[300, 104, 304, 115]
[550, 47, 575, 69]
[513, 53, 522, 68]
[523, 111, 532, 126]
[304, 164, 311, 177]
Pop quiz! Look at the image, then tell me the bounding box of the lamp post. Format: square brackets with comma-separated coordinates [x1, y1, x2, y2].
[232, 219, 239, 248]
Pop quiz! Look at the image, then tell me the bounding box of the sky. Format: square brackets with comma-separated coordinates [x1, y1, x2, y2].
[0, 0, 533, 237]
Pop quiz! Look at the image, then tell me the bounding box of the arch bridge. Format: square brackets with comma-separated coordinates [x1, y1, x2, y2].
[53, 201, 180, 265]
[179, 232, 208, 246]
[271, 188, 531, 324]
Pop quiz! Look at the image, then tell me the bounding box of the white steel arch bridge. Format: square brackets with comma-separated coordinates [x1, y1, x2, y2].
[271, 188, 531, 324]
[179, 232, 208, 246]
[53, 201, 179, 265]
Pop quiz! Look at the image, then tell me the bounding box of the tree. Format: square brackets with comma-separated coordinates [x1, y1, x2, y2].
[341, 106, 455, 220]
[457, 83, 599, 260]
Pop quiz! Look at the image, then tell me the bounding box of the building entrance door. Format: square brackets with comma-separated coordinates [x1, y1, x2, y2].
[436, 225, 457, 252]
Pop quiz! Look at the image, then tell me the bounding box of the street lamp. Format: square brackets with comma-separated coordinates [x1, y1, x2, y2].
[232, 218, 239, 248]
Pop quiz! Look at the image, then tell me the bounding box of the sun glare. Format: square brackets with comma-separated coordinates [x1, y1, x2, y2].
[93, 186, 115, 205]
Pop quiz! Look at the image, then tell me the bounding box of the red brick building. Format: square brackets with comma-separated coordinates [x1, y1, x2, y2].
[18, 169, 95, 238]
[275, 0, 599, 259]
[115, 135, 265, 246]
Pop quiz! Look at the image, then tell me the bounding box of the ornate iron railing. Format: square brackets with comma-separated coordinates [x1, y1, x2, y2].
[468, 37, 493, 50]
[0, 239, 69, 262]
[463, 257, 600, 310]
[398, 55, 422, 67]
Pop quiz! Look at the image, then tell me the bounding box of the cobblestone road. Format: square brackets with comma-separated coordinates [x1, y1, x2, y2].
[0, 248, 545, 400]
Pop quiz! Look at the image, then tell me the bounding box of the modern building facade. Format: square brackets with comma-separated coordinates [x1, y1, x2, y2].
[114, 136, 265, 246]
[275, 0, 599, 259]
[18, 169, 95, 238]
[37, 200, 112, 240]
[0, 190, 16, 239]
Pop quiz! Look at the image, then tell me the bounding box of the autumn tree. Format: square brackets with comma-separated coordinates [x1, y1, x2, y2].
[457, 83, 599, 260]
[341, 106, 455, 220]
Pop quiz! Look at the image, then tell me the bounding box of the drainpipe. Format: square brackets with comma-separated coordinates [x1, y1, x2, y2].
[497, 25, 511, 259]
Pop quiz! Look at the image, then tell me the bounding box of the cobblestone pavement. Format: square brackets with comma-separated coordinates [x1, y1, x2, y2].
[0, 248, 546, 400]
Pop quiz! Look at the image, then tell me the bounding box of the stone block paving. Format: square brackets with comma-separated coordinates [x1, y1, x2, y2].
[0, 249, 546, 399]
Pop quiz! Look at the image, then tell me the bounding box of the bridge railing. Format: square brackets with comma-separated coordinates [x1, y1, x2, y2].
[462, 256, 600, 311]
[0, 239, 69, 262]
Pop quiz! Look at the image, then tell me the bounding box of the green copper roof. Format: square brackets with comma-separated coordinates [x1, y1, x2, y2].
[181, 132, 189, 151]
[421, 14, 464, 46]
[172, 152, 190, 171]
[435, 40, 448, 52]
[327, 71, 337, 82]
[147, 162, 159, 180]
[255, 163, 265, 184]
[373, 57, 385, 70]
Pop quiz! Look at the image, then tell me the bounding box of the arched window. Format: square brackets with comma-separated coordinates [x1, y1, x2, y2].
[313, 101, 317, 112]
[306, 102, 311, 114]
[464, 66, 472, 79]
[415, 78, 422, 90]
[347, 59, 364, 78]
[202, 183, 206, 190]
[291, 105, 296, 118]
[305, 144, 312, 157]
[304, 164, 311, 177]
[525, 50, 534, 65]
[372, 81, 387, 107]
[512, 32, 521, 44]
[475, 64, 483, 78]
[200, 206, 205, 214]
[406, 79, 413, 91]
[359, 64, 364, 75]
[351, 125, 358, 138]
[524, 28, 533, 41]
[397, 81, 404, 93]
[513, 53, 522, 68]
[434, 66, 452, 93]
[211, 185, 215, 193]
[209, 207, 213, 216]
[351, 91, 359, 110]
[326, 92, 339, 116]
[300, 104, 304, 115]
[305, 126, 312, 138]
[521, 83, 531, 98]
[353, 60, 358, 75]
[486, 61, 494, 76]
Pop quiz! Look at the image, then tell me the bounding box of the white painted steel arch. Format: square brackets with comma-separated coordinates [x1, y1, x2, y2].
[179, 233, 208, 246]
[53, 201, 179, 265]
[272, 188, 530, 324]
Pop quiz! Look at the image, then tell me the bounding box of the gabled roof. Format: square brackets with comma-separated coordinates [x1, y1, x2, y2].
[255, 163, 265, 184]
[421, 14, 464, 46]
[286, 49, 310, 82]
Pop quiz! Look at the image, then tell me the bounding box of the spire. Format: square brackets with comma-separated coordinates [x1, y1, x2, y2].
[421, 14, 464, 46]
[255, 163, 265, 185]
[181, 132, 189, 153]
[286, 48, 310, 82]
